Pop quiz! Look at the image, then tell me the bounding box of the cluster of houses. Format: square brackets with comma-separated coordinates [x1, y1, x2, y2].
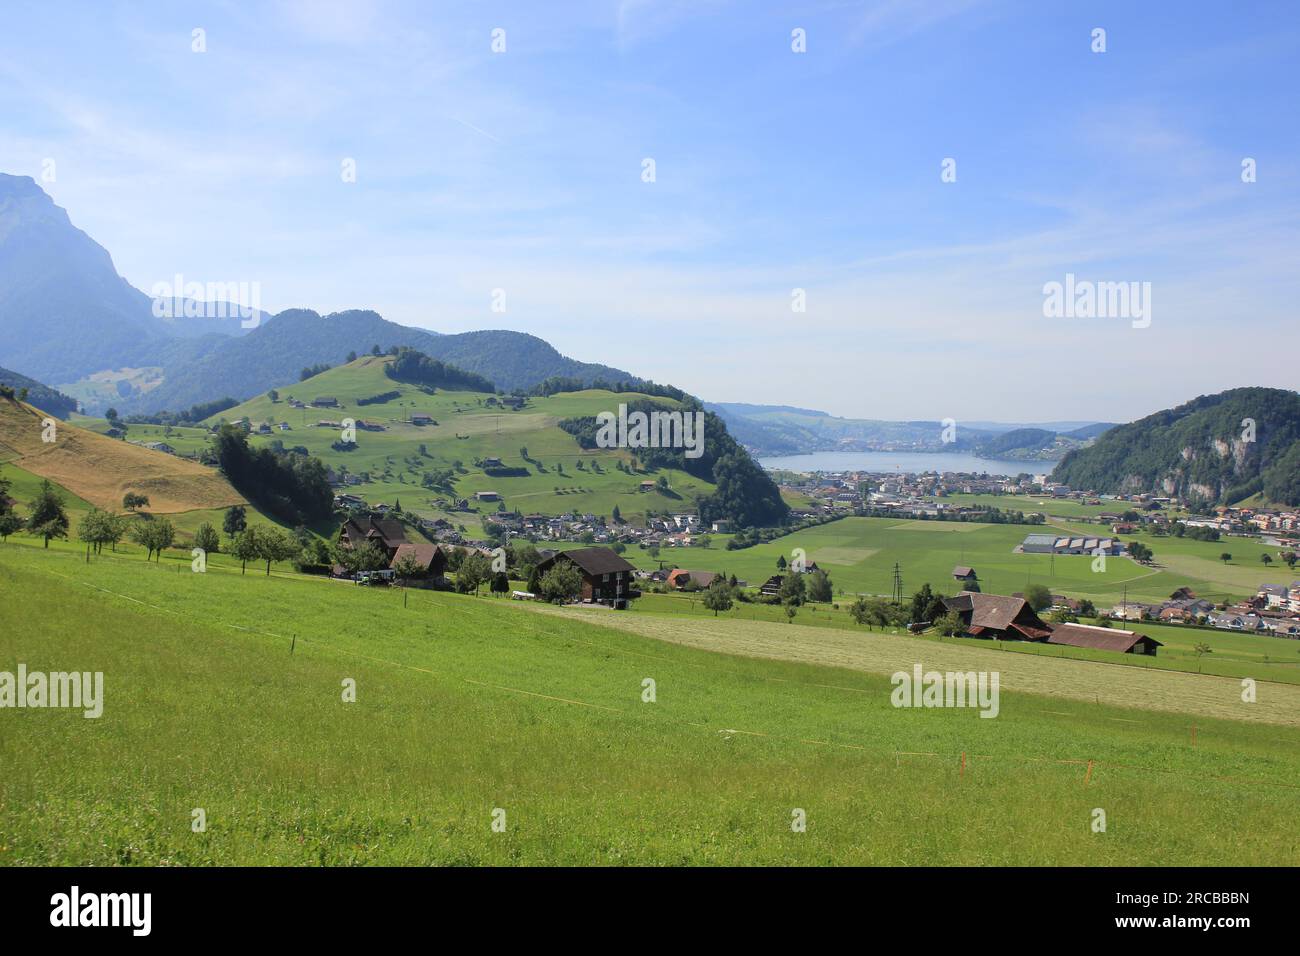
[1062, 505, 1300, 543]
[1175, 506, 1300, 537]
[770, 469, 1262, 525]
[475, 508, 722, 549]
[776, 471, 1064, 520]
[334, 516, 642, 608]
[1110, 583, 1300, 636]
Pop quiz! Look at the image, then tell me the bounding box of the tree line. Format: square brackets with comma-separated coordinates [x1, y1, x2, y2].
[214, 425, 333, 525]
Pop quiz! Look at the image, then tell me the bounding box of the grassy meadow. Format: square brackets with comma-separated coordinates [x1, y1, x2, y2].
[2, 540, 1299, 866]
[0, 397, 245, 514]
[72, 415, 215, 458]
[629, 515, 1241, 608]
[152, 356, 719, 526]
[0, 460, 284, 552]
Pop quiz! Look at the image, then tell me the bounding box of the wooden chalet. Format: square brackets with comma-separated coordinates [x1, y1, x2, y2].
[340, 516, 408, 561]
[533, 547, 638, 606]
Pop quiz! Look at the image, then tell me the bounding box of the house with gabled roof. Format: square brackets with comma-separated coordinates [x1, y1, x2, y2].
[340, 516, 408, 560]
[533, 547, 638, 606]
[951, 565, 978, 586]
[666, 569, 719, 591]
[1045, 622, 1161, 656]
[388, 542, 448, 580]
[941, 591, 1053, 640]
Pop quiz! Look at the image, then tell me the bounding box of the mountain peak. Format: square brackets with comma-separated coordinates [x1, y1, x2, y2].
[0, 172, 50, 200]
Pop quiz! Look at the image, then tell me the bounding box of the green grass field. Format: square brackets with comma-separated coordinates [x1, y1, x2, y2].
[621, 592, 1300, 685]
[2, 540, 1299, 865]
[639, 516, 1236, 609]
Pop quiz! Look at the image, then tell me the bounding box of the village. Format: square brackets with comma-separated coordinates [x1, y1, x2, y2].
[323, 460, 1300, 648]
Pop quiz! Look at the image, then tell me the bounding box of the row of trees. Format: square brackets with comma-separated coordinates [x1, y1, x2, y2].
[0, 474, 313, 578]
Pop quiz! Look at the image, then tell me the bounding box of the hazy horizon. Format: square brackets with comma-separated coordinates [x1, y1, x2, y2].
[3, 0, 1297, 421]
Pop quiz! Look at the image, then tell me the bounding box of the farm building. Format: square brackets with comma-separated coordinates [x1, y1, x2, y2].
[1019, 533, 1123, 556]
[340, 516, 408, 561]
[951, 565, 979, 586]
[1020, 533, 1059, 554]
[759, 574, 785, 596]
[666, 569, 719, 590]
[1045, 623, 1161, 656]
[533, 547, 638, 606]
[388, 542, 449, 580]
[475, 491, 501, 502]
[941, 592, 1053, 640]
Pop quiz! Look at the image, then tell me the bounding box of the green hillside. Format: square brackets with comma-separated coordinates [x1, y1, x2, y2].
[201, 356, 718, 526]
[1052, 387, 1300, 506]
[4, 542, 1298, 865]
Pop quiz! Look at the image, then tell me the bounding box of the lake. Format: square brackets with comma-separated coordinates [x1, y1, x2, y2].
[757, 450, 1052, 477]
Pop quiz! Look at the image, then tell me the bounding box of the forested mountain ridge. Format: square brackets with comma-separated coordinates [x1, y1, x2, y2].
[0, 365, 78, 418]
[1051, 387, 1300, 507]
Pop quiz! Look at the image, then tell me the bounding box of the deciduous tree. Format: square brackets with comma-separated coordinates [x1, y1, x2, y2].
[26, 480, 69, 548]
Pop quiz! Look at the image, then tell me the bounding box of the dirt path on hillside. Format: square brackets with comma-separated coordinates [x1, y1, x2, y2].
[532, 606, 1300, 728]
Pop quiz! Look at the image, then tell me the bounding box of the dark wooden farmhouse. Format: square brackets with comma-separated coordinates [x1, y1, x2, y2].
[533, 547, 638, 606]
[944, 591, 1161, 656]
[941, 591, 1053, 640]
[340, 516, 408, 561]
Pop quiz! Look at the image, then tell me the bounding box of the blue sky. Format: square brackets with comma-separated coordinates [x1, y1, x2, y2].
[2, 0, 1297, 421]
